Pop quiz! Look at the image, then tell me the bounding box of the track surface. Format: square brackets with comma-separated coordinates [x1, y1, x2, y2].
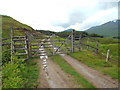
[39, 58, 79, 88]
[60, 54, 118, 88]
[38, 36, 118, 88]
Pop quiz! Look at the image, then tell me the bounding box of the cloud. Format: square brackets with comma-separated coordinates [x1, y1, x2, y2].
[53, 1, 118, 31]
[38, 25, 65, 32]
[0, 0, 118, 31]
[67, 7, 118, 31]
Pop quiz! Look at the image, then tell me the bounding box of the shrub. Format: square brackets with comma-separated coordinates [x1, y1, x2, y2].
[2, 55, 27, 88]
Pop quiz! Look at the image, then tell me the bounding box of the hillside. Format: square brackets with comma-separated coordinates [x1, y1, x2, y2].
[85, 20, 119, 37]
[2, 15, 42, 38]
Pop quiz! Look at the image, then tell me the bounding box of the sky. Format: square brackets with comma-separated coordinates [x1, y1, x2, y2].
[0, 0, 119, 32]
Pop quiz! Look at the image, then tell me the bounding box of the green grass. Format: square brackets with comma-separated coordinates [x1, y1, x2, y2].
[50, 55, 95, 88]
[95, 37, 119, 44]
[2, 15, 33, 38]
[99, 44, 119, 61]
[22, 56, 40, 88]
[68, 50, 119, 80]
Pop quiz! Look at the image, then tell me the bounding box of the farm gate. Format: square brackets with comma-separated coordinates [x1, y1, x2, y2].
[2, 28, 98, 61]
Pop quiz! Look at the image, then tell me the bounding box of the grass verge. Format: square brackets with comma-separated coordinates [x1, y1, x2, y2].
[50, 55, 95, 88]
[23, 56, 40, 88]
[68, 50, 119, 80]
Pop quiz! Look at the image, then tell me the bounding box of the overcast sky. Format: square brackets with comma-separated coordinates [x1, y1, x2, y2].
[0, 0, 119, 32]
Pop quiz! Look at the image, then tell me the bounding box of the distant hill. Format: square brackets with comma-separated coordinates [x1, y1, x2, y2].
[1, 15, 42, 38]
[36, 30, 56, 36]
[85, 20, 119, 37]
[63, 29, 75, 32]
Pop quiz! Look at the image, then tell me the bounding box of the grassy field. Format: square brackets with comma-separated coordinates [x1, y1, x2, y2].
[50, 55, 95, 88]
[68, 50, 119, 80]
[76, 37, 119, 61]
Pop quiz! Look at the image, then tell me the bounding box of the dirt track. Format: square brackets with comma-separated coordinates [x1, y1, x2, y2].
[37, 36, 118, 88]
[38, 58, 79, 88]
[60, 54, 118, 88]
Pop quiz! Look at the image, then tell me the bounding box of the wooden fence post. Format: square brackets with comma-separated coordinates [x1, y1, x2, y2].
[71, 29, 74, 53]
[87, 38, 89, 49]
[78, 35, 81, 51]
[96, 41, 98, 54]
[106, 49, 110, 62]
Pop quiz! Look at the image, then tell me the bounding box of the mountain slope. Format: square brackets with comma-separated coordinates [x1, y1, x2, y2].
[2, 15, 42, 38]
[85, 20, 119, 37]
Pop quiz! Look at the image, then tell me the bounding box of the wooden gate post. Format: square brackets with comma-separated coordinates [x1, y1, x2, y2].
[52, 34, 55, 55]
[25, 32, 29, 60]
[27, 32, 32, 56]
[71, 29, 75, 53]
[10, 26, 13, 63]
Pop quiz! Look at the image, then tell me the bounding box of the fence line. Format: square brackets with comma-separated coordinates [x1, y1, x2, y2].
[2, 28, 99, 61]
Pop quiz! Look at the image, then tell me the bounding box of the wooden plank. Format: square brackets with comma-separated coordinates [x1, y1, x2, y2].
[13, 39, 28, 41]
[15, 53, 27, 55]
[32, 52, 47, 54]
[13, 36, 26, 38]
[42, 43, 53, 45]
[2, 38, 10, 40]
[32, 54, 46, 56]
[31, 41, 44, 43]
[74, 37, 80, 39]
[32, 48, 39, 49]
[13, 43, 26, 45]
[32, 50, 39, 52]
[14, 48, 27, 50]
[14, 46, 25, 48]
[43, 47, 51, 48]
[31, 44, 39, 46]
[2, 42, 11, 45]
[31, 40, 65, 43]
[57, 46, 70, 48]
[65, 43, 71, 44]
